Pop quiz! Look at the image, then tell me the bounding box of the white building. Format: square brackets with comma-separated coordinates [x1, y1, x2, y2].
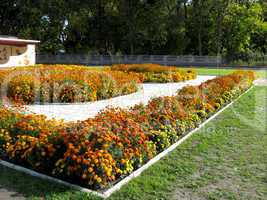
[0, 36, 40, 68]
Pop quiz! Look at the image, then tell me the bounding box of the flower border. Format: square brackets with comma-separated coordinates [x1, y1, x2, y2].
[0, 85, 254, 199]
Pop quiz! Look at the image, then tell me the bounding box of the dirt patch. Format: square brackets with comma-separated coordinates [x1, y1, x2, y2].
[172, 177, 262, 200]
[0, 185, 25, 200]
[172, 188, 205, 200]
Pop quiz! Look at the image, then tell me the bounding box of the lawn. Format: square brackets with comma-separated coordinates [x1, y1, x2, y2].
[190, 68, 267, 79]
[0, 85, 266, 200]
[92, 66, 267, 79]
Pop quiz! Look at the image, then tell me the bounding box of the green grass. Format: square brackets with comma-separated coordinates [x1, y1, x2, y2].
[190, 68, 267, 79]
[0, 86, 266, 200]
[90, 66, 266, 78]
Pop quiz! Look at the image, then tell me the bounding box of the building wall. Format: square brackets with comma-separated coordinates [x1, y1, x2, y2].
[0, 44, 36, 68]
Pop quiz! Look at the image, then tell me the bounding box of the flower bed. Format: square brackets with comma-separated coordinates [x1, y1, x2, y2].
[0, 65, 141, 104]
[110, 64, 197, 83]
[0, 71, 255, 191]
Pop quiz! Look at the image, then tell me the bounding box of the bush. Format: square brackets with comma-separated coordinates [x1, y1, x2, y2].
[110, 64, 197, 83]
[7, 75, 39, 104]
[1, 65, 141, 104]
[111, 64, 177, 73]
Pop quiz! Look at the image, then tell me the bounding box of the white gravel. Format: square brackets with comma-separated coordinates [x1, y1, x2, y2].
[24, 75, 215, 122]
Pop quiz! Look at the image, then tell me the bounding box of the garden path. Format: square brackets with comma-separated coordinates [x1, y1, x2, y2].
[24, 75, 215, 122]
[254, 78, 267, 86]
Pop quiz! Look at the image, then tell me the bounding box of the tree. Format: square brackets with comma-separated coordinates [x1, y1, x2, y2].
[1, 0, 265, 59]
[0, 0, 23, 35]
[222, 2, 265, 61]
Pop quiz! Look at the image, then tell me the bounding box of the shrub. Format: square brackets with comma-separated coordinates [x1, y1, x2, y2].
[7, 75, 39, 104]
[110, 64, 197, 83]
[111, 64, 177, 73]
[1, 65, 141, 104]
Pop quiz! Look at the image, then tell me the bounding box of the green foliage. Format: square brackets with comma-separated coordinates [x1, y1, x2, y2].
[96, 73, 118, 100]
[0, 0, 266, 59]
[222, 2, 266, 60]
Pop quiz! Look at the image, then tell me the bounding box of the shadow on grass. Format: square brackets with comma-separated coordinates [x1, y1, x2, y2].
[0, 165, 101, 200]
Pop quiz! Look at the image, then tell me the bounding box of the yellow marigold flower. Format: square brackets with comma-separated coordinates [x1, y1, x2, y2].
[93, 175, 98, 180]
[88, 167, 94, 173]
[97, 177, 102, 183]
[115, 168, 122, 174]
[107, 170, 112, 177]
[82, 174, 87, 179]
[55, 160, 61, 167]
[94, 159, 99, 164]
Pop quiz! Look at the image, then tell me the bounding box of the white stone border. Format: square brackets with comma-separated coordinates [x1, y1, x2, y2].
[0, 85, 254, 199]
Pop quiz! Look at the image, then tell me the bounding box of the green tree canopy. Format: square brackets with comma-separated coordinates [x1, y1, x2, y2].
[0, 0, 266, 59]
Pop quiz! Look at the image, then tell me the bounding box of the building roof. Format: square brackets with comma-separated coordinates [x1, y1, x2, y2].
[0, 37, 40, 46]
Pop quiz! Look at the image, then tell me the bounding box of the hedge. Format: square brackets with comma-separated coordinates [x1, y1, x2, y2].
[0, 70, 255, 190]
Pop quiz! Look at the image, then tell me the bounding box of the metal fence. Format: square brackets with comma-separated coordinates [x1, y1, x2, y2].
[36, 54, 267, 67]
[36, 54, 223, 67]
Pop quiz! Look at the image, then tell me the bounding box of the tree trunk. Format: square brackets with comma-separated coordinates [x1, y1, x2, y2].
[216, 13, 222, 56]
[96, 0, 104, 53]
[198, 29, 202, 56]
[198, 0, 203, 56]
[216, 0, 230, 56]
[184, 1, 188, 21]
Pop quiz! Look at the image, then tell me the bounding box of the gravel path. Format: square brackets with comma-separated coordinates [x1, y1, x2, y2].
[23, 75, 215, 122]
[254, 78, 267, 86]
